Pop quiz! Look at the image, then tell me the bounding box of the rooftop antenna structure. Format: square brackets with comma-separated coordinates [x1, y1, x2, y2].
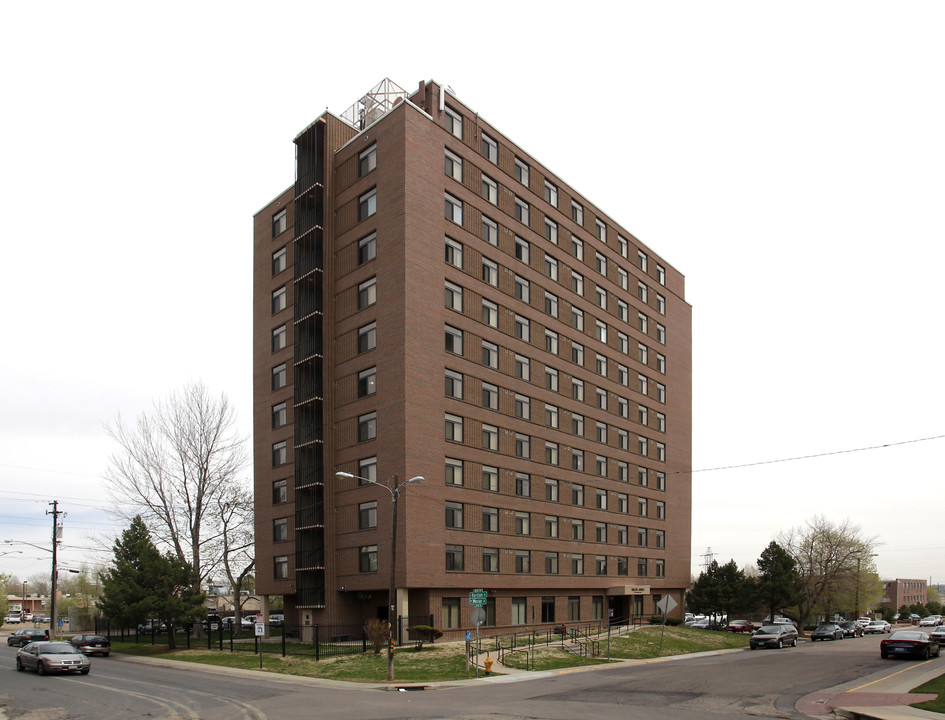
[340, 78, 408, 130]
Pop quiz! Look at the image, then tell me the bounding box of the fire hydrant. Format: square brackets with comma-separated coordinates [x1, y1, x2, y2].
[484, 656, 493, 675]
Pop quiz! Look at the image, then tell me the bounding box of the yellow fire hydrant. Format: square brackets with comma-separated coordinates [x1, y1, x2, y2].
[484, 656, 493, 675]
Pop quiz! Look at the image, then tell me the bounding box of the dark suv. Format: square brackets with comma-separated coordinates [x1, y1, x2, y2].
[750, 624, 799, 649]
[7, 628, 50, 647]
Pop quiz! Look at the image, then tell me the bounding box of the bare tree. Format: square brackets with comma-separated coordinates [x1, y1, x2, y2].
[776, 516, 877, 630]
[104, 382, 249, 586]
[211, 495, 255, 620]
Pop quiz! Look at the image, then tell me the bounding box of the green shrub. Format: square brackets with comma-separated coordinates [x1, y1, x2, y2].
[406, 625, 443, 647]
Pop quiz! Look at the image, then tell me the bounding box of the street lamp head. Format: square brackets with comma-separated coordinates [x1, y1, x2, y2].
[335, 472, 355, 479]
[407, 476, 425, 484]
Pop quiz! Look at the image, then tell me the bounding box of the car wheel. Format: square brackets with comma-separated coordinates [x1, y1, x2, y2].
[16, 658, 24, 672]
[103, 652, 110, 657]
[80, 668, 90, 675]
[923, 648, 930, 661]
[792, 637, 798, 647]
[777, 639, 783, 649]
[37, 662, 47, 675]
[881, 651, 888, 659]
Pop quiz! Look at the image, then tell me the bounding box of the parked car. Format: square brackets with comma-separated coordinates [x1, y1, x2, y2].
[4, 611, 23, 624]
[7, 628, 49, 647]
[840, 621, 864, 638]
[137, 620, 166, 633]
[918, 615, 942, 627]
[724, 620, 754, 633]
[32, 614, 49, 624]
[241, 615, 257, 628]
[16, 641, 91, 675]
[856, 617, 873, 627]
[929, 626, 945, 645]
[69, 634, 111, 657]
[865, 620, 892, 634]
[268, 614, 285, 627]
[22, 613, 33, 622]
[880, 630, 941, 660]
[811, 623, 845, 641]
[750, 624, 799, 649]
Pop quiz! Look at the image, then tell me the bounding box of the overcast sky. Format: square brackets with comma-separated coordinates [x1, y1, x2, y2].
[2, 1, 943, 591]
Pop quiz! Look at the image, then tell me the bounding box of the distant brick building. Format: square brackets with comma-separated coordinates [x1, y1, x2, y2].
[253, 78, 692, 637]
[880, 578, 927, 611]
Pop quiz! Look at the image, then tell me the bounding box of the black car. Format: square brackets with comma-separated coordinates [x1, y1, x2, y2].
[811, 623, 844, 641]
[69, 634, 111, 656]
[880, 631, 941, 660]
[750, 624, 799, 649]
[840, 621, 864, 638]
[7, 628, 49, 647]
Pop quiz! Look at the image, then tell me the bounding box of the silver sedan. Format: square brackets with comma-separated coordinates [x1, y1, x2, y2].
[16, 641, 91, 675]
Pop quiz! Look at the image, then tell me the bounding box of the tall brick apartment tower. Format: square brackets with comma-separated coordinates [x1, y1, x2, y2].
[253, 78, 692, 637]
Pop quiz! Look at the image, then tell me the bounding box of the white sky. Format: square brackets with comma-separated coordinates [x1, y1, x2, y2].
[2, 1, 943, 590]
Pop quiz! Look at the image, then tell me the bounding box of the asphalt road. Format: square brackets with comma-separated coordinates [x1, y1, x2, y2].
[0, 631, 938, 720]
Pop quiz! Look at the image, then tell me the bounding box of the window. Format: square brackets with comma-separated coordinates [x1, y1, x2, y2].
[360, 545, 378, 572]
[515, 511, 530, 534]
[617, 493, 629, 513]
[571, 200, 584, 225]
[572, 483, 585, 506]
[482, 423, 498, 450]
[481, 215, 497, 245]
[445, 236, 463, 268]
[445, 414, 464, 442]
[359, 501, 377, 529]
[637, 249, 648, 271]
[274, 555, 288, 579]
[515, 237, 530, 265]
[482, 382, 498, 409]
[444, 281, 463, 311]
[572, 554, 584, 575]
[272, 208, 287, 237]
[545, 329, 559, 354]
[657, 294, 666, 315]
[481, 257, 498, 286]
[657, 264, 666, 285]
[656, 560, 665, 577]
[482, 340, 497, 367]
[514, 354, 530, 381]
[515, 393, 530, 420]
[445, 457, 463, 486]
[657, 383, 666, 403]
[596, 555, 607, 575]
[638, 467, 648, 487]
[617, 460, 628, 481]
[596, 523, 607, 543]
[572, 377, 584, 400]
[617, 557, 629, 576]
[358, 367, 377, 397]
[572, 518, 584, 540]
[545, 515, 559, 538]
[572, 449, 584, 471]
[616, 525, 628, 545]
[512, 597, 527, 624]
[445, 369, 463, 399]
[618, 364, 629, 386]
[445, 501, 464, 529]
[544, 254, 558, 281]
[358, 277, 377, 309]
[483, 547, 499, 572]
[514, 314, 529, 341]
[638, 343, 648, 365]
[596, 251, 607, 276]
[639, 436, 648, 456]
[571, 307, 584, 331]
[572, 413, 584, 436]
[272, 441, 287, 467]
[596, 489, 607, 510]
[358, 322, 376, 353]
[272, 286, 287, 314]
[657, 472, 666, 491]
[545, 404, 559, 428]
[657, 442, 666, 462]
[515, 433, 530, 458]
[572, 236, 584, 262]
[656, 529, 665, 548]
[617, 428, 629, 449]
[657, 412, 666, 432]
[656, 501, 666, 519]
[359, 144, 377, 176]
[514, 196, 529, 225]
[638, 558, 648, 577]
[273, 517, 288, 542]
[482, 506, 498, 532]
[481, 299, 498, 327]
[596, 388, 607, 410]
[481, 132, 498, 162]
[617, 299, 629, 323]
[617, 332, 629, 354]
[657, 354, 666, 373]
[445, 325, 463, 354]
[515, 550, 530, 573]
[358, 188, 377, 221]
[481, 174, 498, 204]
[596, 321, 607, 344]
[545, 478, 559, 501]
[544, 218, 558, 244]
[445, 106, 462, 138]
[572, 342, 584, 367]
[617, 267, 628, 291]
[444, 148, 463, 181]
[359, 456, 377, 485]
[638, 527, 648, 547]
[358, 412, 377, 442]
[514, 157, 529, 186]
[482, 465, 498, 492]
[442, 597, 460, 629]
[596, 421, 607, 443]
[638, 313, 649, 334]
[544, 292, 559, 318]
[545, 553, 559, 575]
[358, 233, 377, 265]
[639, 405, 649, 426]
[516, 473, 531, 497]
[595, 218, 606, 241]
[638, 281, 648, 303]
[272, 479, 287, 504]
[596, 286, 607, 309]
[445, 193, 463, 224]
[272, 246, 287, 275]
[572, 270, 584, 295]
[272, 324, 286, 352]
[544, 180, 558, 207]
[545, 366, 559, 391]
[638, 373, 648, 395]
[543, 442, 558, 466]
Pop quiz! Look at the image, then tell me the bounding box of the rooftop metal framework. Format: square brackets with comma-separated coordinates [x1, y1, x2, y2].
[340, 78, 409, 131]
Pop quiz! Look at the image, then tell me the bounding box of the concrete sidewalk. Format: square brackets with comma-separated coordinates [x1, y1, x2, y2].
[797, 659, 943, 719]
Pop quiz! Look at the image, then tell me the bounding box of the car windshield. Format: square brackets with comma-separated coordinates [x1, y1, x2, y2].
[41, 643, 77, 654]
[757, 625, 781, 634]
[816, 625, 835, 630]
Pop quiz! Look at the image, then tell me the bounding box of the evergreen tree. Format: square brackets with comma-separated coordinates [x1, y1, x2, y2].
[756, 541, 802, 624]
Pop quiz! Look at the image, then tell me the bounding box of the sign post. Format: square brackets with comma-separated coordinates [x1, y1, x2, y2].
[469, 589, 487, 677]
[655, 595, 678, 655]
[255, 622, 265, 669]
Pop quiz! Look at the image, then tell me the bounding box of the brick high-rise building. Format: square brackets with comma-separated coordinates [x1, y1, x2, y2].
[253, 78, 692, 637]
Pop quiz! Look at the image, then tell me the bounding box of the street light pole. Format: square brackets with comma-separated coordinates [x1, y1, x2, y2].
[336, 471, 424, 682]
[22, 581, 27, 616]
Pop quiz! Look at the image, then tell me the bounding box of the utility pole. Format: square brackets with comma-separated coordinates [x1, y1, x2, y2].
[701, 547, 717, 572]
[47, 501, 63, 636]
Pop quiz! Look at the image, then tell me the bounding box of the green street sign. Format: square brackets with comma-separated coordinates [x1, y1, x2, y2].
[469, 589, 487, 606]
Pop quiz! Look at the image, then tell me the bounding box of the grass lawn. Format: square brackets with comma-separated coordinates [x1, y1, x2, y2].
[111, 626, 748, 681]
[910, 672, 945, 713]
